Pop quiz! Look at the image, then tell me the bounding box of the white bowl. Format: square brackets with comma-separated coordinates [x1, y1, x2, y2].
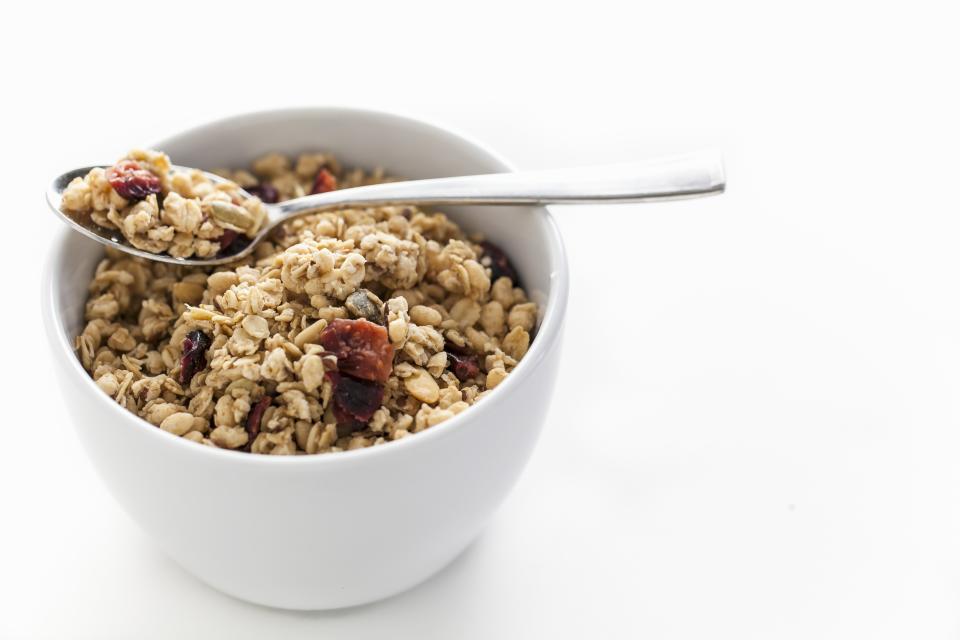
[41, 107, 569, 610]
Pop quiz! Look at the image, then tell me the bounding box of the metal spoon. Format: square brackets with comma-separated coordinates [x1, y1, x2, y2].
[47, 150, 725, 267]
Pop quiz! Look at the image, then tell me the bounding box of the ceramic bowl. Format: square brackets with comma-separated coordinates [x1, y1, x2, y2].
[42, 107, 569, 610]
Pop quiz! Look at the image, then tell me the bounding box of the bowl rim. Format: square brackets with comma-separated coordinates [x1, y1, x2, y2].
[43, 106, 569, 467]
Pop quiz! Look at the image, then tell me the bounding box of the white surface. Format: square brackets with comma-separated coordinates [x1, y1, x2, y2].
[43, 108, 568, 610]
[4, 0, 960, 637]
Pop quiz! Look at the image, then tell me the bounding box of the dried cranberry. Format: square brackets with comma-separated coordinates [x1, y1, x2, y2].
[444, 340, 470, 356]
[311, 168, 337, 194]
[319, 318, 394, 383]
[246, 396, 271, 440]
[179, 329, 212, 385]
[447, 351, 480, 382]
[331, 402, 368, 433]
[247, 183, 279, 203]
[217, 230, 251, 257]
[480, 240, 519, 284]
[106, 160, 162, 201]
[218, 229, 238, 250]
[326, 372, 384, 423]
[334, 415, 367, 437]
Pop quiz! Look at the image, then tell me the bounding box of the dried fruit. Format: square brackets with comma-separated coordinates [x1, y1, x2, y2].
[445, 340, 470, 356]
[218, 229, 238, 250]
[319, 318, 394, 383]
[326, 372, 384, 423]
[447, 351, 480, 382]
[334, 417, 367, 437]
[246, 396, 271, 441]
[247, 182, 279, 204]
[217, 231, 251, 256]
[480, 240, 519, 284]
[179, 329, 212, 385]
[311, 168, 337, 194]
[345, 289, 384, 324]
[106, 160, 161, 201]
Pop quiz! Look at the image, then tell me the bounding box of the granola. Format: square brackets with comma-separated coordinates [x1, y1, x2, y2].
[74, 151, 536, 455]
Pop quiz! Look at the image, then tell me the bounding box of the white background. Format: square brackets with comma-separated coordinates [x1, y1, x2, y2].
[3, 1, 960, 637]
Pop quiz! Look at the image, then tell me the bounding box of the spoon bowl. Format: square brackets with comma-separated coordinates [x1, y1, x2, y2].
[47, 152, 726, 266]
[46, 164, 265, 265]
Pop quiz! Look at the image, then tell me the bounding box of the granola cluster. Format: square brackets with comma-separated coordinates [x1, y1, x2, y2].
[74, 151, 537, 455]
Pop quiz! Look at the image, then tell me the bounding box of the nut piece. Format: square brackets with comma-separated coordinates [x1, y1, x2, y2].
[344, 289, 384, 324]
[160, 412, 196, 436]
[207, 271, 239, 296]
[95, 373, 119, 396]
[208, 200, 255, 230]
[294, 319, 328, 348]
[501, 326, 530, 360]
[410, 305, 442, 326]
[450, 298, 481, 328]
[480, 301, 505, 336]
[172, 281, 204, 307]
[210, 425, 249, 449]
[301, 354, 325, 392]
[507, 302, 537, 332]
[486, 367, 508, 389]
[403, 367, 440, 403]
[385, 297, 410, 346]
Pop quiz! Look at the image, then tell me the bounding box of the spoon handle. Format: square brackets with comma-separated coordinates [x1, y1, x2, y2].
[273, 150, 725, 219]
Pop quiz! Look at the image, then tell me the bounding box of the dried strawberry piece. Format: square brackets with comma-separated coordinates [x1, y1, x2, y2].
[106, 160, 162, 201]
[245, 396, 271, 441]
[447, 351, 480, 382]
[480, 240, 519, 284]
[326, 372, 384, 423]
[319, 318, 394, 383]
[247, 183, 279, 203]
[179, 329, 212, 385]
[311, 168, 337, 194]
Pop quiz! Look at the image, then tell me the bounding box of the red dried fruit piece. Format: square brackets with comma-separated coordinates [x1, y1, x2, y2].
[217, 229, 252, 257]
[179, 329, 212, 385]
[480, 240, 519, 284]
[326, 372, 384, 423]
[218, 229, 238, 250]
[334, 416, 367, 437]
[248, 183, 279, 203]
[246, 396, 271, 440]
[447, 351, 480, 382]
[311, 168, 337, 194]
[106, 160, 162, 201]
[444, 340, 470, 356]
[319, 318, 394, 383]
